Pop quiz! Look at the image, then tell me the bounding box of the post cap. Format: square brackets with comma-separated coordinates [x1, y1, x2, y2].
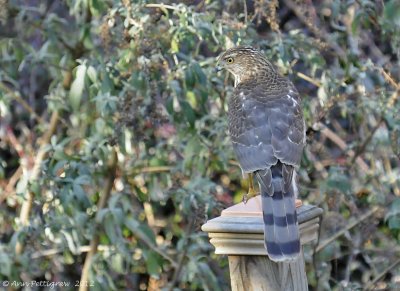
[201, 198, 323, 256]
[221, 195, 303, 217]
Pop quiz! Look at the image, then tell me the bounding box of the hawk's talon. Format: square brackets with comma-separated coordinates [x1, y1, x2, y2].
[243, 172, 258, 204]
[243, 189, 259, 204]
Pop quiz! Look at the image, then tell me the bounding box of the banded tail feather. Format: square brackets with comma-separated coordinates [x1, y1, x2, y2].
[255, 163, 300, 262]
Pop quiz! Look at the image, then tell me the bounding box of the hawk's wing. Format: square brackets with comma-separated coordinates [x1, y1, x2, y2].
[227, 80, 305, 194]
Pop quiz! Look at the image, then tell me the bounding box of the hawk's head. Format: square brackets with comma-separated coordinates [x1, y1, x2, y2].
[216, 46, 275, 85]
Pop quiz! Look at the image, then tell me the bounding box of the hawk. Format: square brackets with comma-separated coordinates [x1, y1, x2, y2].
[216, 46, 306, 262]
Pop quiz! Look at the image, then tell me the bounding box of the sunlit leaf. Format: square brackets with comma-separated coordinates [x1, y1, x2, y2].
[69, 63, 87, 111]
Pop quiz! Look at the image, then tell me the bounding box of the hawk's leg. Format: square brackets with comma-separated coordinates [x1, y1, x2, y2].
[243, 173, 259, 204]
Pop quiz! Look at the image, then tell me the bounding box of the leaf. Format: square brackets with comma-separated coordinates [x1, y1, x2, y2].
[185, 67, 195, 87]
[183, 136, 202, 169]
[96, 208, 110, 223]
[351, 12, 362, 35]
[110, 253, 125, 273]
[101, 67, 114, 92]
[180, 100, 196, 127]
[192, 63, 207, 85]
[52, 160, 67, 176]
[75, 212, 88, 231]
[61, 230, 79, 254]
[69, 63, 87, 111]
[171, 38, 179, 53]
[82, 27, 94, 49]
[166, 96, 174, 115]
[388, 216, 400, 230]
[74, 175, 91, 185]
[149, 178, 165, 201]
[386, 199, 400, 229]
[73, 0, 86, 14]
[143, 250, 162, 277]
[138, 224, 156, 245]
[89, 0, 106, 17]
[63, 251, 75, 265]
[384, 0, 400, 24]
[198, 262, 221, 291]
[87, 65, 98, 83]
[111, 208, 124, 225]
[324, 167, 352, 195]
[72, 183, 91, 208]
[104, 213, 118, 244]
[186, 90, 197, 108]
[38, 41, 51, 60]
[0, 249, 11, 276]
[125, 217, 156, 245]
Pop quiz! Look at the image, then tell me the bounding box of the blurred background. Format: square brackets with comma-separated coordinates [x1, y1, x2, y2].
[0, 0, 399, 290]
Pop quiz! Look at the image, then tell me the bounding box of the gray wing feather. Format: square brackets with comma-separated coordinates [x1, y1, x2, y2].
[228, 81, 305, 193]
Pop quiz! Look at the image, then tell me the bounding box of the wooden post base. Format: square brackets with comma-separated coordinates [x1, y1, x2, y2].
[228, 254, 307, 291]
[201, 196, 323, 291]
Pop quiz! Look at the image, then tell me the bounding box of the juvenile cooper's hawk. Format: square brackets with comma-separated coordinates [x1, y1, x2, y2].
[217, 46, 306, 262]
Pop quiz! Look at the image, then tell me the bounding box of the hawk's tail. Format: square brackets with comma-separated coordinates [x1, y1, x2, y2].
[256, 167, 300, 262]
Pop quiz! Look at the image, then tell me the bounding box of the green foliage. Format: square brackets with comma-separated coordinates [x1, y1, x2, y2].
[0, 0, 399, 290]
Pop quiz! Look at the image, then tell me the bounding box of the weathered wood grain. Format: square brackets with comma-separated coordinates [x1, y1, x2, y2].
[228, 252, 308, 291]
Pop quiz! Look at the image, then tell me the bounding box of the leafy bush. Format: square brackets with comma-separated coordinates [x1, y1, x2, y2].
[0, 0, 399, 290]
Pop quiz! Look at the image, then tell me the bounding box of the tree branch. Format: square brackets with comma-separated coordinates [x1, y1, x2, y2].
[350, 118, 383, 166]
[145, 3, 179, 11]
[243, 0, 248, 24]
[168, 216, 195, 291]
[315, 123, 370, 172]
[365, 257, 400, 291]
[31, 245, 114, 259]
[282, 0, 347, 59]
[316, 206, 380, 253]
[79, 148, 118, 291]
[376, 66, 400, 91]
[15, 110, 59, 255]
[0, 166, 22, 204]
[0, 82, 45, 124]
[296, 72, 321, 88]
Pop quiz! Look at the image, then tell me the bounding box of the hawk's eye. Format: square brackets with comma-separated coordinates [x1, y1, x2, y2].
[226, 57, 234, 64]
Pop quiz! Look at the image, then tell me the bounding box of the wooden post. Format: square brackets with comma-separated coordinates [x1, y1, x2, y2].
[201, 196, 323, 291]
